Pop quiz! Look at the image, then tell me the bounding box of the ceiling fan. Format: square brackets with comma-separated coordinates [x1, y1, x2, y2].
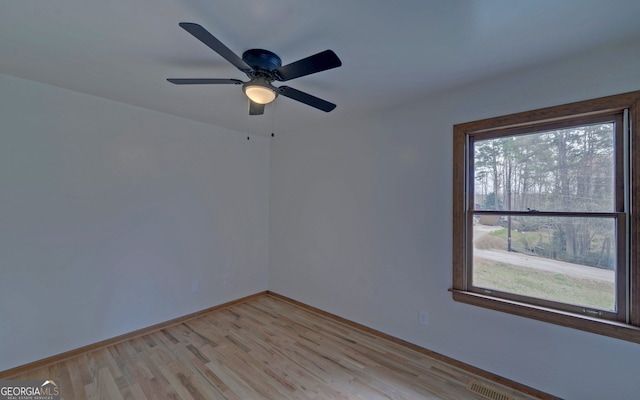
[167, 23, 342, 115]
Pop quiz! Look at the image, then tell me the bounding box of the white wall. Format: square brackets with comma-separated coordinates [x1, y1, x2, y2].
[4, 33, 640, 399]
[269, 36, 640, 400]
[0, 74, 269, 371]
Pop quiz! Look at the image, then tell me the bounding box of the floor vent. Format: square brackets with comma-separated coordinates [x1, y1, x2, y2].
[467, 380, 512, 400]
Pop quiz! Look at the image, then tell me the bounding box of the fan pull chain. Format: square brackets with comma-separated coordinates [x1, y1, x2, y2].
[271, 101, 276, 138]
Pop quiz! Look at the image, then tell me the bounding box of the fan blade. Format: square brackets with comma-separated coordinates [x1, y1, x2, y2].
[179, 22, 252, 73]
[278, 86, 336, 112]
[249, 100, 265, 115]
[167, 78, 243, 85]
[275, 50, 342, 82]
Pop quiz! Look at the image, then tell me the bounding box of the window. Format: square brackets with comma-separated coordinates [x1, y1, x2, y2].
[452, 91, 640, 342]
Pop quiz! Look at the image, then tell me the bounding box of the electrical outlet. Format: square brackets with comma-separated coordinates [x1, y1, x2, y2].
[191, 280, 199, 293]
[223, 274, 231, 285]
[419, 311, 429, 326]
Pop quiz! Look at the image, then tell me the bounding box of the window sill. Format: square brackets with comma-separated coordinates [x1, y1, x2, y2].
[450, 289, 640, 344]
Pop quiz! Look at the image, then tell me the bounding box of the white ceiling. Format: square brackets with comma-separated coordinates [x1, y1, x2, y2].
[2, 0, 640, 136]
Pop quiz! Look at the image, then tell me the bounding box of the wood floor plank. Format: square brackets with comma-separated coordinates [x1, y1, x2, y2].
[8, 295, 548, 399]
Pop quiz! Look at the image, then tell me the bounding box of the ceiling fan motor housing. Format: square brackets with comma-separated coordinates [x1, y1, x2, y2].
[242, 49, 282, 79]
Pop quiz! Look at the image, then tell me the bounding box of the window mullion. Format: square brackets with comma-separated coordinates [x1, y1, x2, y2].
[629, 100, 640, 326]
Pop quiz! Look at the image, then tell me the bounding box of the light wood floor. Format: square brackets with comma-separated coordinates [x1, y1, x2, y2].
[12, 295, 543, 399]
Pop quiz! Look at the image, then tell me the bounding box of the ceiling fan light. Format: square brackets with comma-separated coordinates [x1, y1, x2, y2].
[244, 84, 277, 104]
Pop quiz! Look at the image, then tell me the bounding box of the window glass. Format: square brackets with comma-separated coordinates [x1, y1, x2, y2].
[473, 122, 616, 213]
[472, 215, 617, 311]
